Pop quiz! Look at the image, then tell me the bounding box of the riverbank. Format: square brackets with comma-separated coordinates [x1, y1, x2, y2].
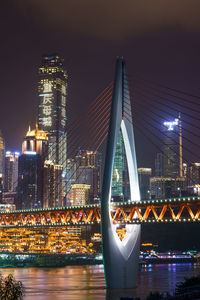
[0, 253, 198, 268]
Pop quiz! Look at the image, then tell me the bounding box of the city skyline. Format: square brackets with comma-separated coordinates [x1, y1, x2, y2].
[1, 2, 200, 171]
[0, 2, 200, 299]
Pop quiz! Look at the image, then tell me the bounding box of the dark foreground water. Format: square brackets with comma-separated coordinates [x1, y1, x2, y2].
[0, 263, 200, 300]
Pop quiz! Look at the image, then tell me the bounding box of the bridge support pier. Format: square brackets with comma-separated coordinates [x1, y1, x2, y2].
[101, 58, 141, 289]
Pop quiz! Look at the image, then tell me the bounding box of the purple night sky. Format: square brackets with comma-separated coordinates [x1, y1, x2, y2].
[1, 0, 200, 167]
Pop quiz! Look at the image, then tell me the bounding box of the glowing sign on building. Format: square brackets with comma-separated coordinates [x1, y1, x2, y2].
[163, 119, 179, 131]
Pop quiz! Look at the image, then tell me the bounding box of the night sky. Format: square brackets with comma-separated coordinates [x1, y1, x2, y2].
[1, 0, 200, 168]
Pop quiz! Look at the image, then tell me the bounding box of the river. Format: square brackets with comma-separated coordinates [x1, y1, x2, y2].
[0, 263, 200, 299]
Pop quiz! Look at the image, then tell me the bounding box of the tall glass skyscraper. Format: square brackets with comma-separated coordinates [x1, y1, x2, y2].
[38, 54, 67, 175]
[4, 151, 20, 192]
[162, 118, 182, 178]
[0, 130, 5, 178]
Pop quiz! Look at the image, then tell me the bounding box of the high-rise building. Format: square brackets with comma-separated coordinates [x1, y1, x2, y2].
[155, 153, 163, 177]
[187, 163, 200, 186]
[150, 117, 185, 199]
[150, 177, 185, 199]
[38, 54, 67, 176]
[43, 160, 63, 208]
[17, 152, 43, 209]
[184, 162, 200, 195]
[162, 118, 182, 178]
[65, 158, 76, 205]
[75, 150, 102, 200]
[0, 175, 3, 202]
[71, 184, 91, 205]
[0, 130, 5, 179]
[4, 151, 20, 192]
[17, 125, 48, 209]
[138, 168, 152, 199]
[22, 124, 48, 158]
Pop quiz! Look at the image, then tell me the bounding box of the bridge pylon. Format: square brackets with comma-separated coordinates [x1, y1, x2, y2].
[101, 58, 141, 289]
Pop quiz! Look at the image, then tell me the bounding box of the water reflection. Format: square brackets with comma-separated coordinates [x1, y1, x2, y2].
[0, 263, 199, 299]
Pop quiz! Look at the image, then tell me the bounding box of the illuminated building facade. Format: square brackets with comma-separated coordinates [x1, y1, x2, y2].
[0, 203, 15, 212]
[22, 124, 48, 158]
[151, 117, 184, 199]
[17, 152, 43, 209]
[185, 162, 200, 195]
[0, 175, 3, 202]
[162, 118, 182, 178]
[4, 151, 20, 192]
[38, 54, 67, 177]
[17, 125, 48, 209]
[2, 192, 17, 205]
[0, 130, 5, 179]
[43, 160, 63, 208]
[75, 150, 102, 199]
[0, 227, 94, 254]
[71, 184, 91, 205]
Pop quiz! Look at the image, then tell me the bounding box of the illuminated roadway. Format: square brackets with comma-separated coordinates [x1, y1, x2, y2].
[0, 196, 200, 228]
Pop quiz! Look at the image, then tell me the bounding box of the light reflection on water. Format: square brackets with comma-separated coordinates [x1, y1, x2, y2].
[0, 263, 199, 300]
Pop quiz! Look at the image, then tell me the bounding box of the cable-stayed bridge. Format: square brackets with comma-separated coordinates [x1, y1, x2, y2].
[5, 58, 200, 292]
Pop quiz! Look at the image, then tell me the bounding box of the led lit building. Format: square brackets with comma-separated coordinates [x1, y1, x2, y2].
[4, 151, 20, 192]
[71, 184, 91, 205]
[0, 175, 3, 202]
[185, 162, 200, 195]
[43, 160, 63, 208]
[151, 117, 185, 199]
[17, 125, 49, 209]
[38, 54, 67, 176]
[22, 124, 48, 158]
[162, 118, 182, 178]
[0, 130, 5, 179]
[0, 203, 15, 212]
[2, 192, 17, 205]
[75, 150, 102, 200]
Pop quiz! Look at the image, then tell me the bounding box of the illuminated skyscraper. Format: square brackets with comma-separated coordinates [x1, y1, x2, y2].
[4, 151, 20, 192]
[38, 54, 67, 175]
[17, 125, 48, 209]
[43, 160, 63, 208]
[162, 117, 182, 178]
[0, 130, 5, 178]
[75, 150, 102, 200]
[22, 124, 48, 158]
[17, 152, 43, 209]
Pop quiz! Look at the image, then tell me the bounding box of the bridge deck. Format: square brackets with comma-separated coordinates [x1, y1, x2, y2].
[0, 197, 199, 228]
